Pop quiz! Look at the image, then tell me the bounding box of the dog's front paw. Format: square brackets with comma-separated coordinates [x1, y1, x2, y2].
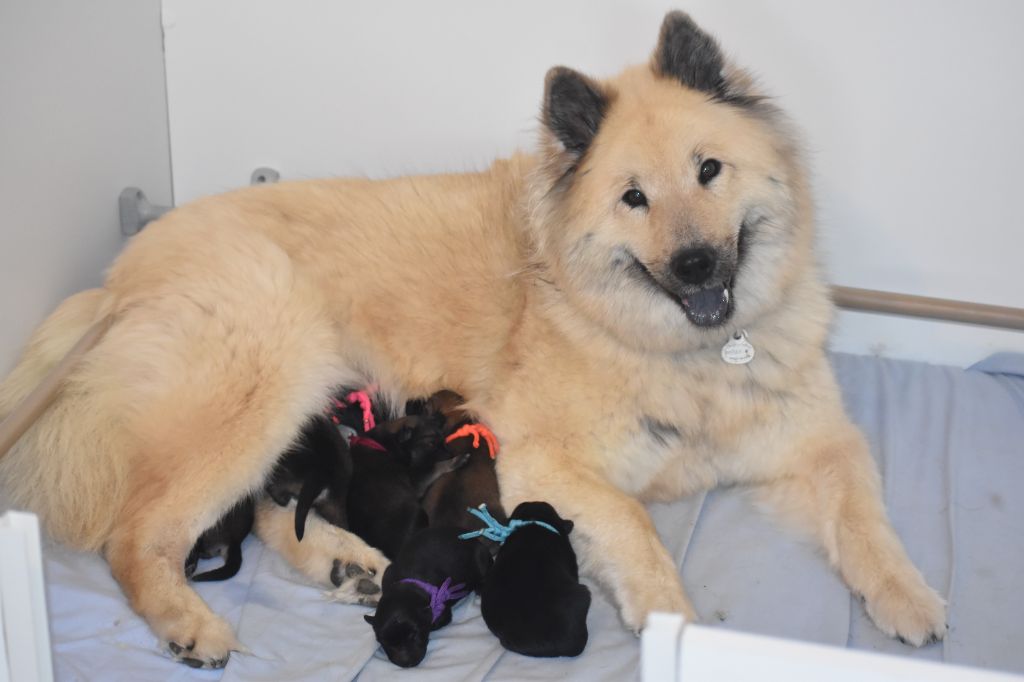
[162, 611, 241, 669]
[618, 570, 696, 635]
[863, 575, 947, 647]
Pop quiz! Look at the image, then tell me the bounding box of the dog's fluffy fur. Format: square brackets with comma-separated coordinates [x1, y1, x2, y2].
[0, 11, 945, 667]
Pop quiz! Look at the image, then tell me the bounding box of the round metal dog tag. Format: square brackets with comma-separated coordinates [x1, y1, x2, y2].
[721, 331, 755, 365]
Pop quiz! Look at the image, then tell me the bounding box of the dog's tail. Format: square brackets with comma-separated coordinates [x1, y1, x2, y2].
[191, 542, 245, 582]
[0, 288, 126, 550]
[0, 288, 114, 458]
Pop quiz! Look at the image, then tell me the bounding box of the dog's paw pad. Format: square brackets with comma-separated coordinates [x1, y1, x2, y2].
[357, 578, 381, 595]
[332, 561, 371, 586]
[179, 654, 229, 670]
[323, 568, 384, 606]
[330, 559, 344, 587]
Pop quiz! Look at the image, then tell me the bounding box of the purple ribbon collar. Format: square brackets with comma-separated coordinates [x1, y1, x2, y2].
[399, 577, 469, 623]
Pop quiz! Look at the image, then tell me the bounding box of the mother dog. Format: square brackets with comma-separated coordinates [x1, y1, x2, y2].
[0, 12, 945, 667]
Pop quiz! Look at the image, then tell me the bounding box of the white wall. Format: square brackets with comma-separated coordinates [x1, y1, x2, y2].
[0, 0, 172, 374]
[161, 0, 1024, 367]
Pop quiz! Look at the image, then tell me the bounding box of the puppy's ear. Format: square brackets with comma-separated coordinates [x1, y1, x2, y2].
[542, 67, 609, 159]
[651, 11, 726, 95]
[364, 614, 376, 625]
[561, 519, 575, 535]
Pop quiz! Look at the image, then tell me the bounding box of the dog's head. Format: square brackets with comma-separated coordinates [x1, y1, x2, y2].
[364, 589, 433, 668]
[529, 11, 818, 353]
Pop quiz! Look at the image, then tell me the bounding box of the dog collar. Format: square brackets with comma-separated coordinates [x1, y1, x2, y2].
[399, 577, 469, 623]
[344, 390, 376, 432]
[349, 435, 387, 452]
[457, 503, 559, 544]
[444, 423, 500, 459]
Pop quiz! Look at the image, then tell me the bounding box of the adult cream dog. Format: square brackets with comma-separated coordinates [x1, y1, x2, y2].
[0, 12, 945, 667]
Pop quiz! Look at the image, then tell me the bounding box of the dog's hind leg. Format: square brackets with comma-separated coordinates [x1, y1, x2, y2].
[756, 422, 947, 647]
[106, 482, 247, 668]
[254, 498, 388, 603]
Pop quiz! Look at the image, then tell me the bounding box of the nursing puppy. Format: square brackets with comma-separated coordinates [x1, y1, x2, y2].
[480, 502, 590, 657]
[405, 390, 471, 433]
[265, 414, 352, 540]
[185, 496, 255, 582]
[364, 526, 492, 668]
[0, 11, 946, 667]
[422, 442, 504, 531]
[347, 413, 465, 559]
[367, 411, 461, 497]
[407, 390, 506, 530]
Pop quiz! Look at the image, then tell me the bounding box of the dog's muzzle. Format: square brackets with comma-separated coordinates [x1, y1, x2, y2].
[623, 246, 736, 328]
[667, 246, 735, 328]
[679, 282, 731, 328]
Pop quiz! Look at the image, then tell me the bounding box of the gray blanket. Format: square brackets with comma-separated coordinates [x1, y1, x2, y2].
[40, 352, 1024, 680]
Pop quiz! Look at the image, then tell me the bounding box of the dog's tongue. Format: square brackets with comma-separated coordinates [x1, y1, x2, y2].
[681, 284, 730, 327]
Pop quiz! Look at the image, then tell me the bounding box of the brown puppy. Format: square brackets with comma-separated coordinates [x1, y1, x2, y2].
[411, 391, 506, 531]
[0, 11, 945, 667]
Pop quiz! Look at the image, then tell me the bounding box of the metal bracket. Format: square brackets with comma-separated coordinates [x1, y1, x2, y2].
[119, 168, 279, 236]
[250, 167, 280, 185]
[118, 187, 170, 236]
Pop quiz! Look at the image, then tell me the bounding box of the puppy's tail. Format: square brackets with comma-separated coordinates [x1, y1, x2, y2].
[294, 476, 326, 541]
[0, 288, 114, 459]
[191, 542, 244, 582]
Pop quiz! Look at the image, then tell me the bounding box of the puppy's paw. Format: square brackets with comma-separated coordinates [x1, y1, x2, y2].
[162, 611, 241, 669]
[863, 575, 947, 647]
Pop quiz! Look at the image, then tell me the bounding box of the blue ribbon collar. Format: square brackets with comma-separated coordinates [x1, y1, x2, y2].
[457, 503, 559, 544]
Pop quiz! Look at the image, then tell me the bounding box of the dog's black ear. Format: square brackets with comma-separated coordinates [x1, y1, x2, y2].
[652, 11, 727, 96]
[364, 614, 376, 625]
[561, 519, 575, 535]
[542, 66, 609, 158]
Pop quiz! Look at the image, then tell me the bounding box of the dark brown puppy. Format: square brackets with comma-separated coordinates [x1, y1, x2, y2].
[412, 391, 507, 531]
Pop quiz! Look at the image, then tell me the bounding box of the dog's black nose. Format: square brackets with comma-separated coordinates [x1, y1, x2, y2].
[670, 247, 716, 285]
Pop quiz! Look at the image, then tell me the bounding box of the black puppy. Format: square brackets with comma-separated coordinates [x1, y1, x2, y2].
[346, 413, 464, 559]
[265, 414, 351, 540]
[364, 526, 492, 667]
[479, 501, 590, 657]
[185, 496, 255, 582]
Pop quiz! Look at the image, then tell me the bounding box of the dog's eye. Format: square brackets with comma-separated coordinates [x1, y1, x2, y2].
[699, 159, 721, 185]
[621, 189, 648, 209]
